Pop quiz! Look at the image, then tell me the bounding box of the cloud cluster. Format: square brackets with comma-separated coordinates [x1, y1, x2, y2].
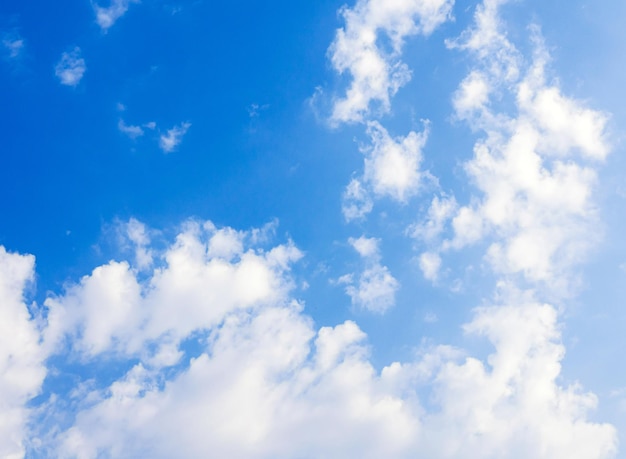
[0, 221, 613, 457]
[55, 48, 86, 87]
[0, 1, 617, 457]
[329, 0, 453, 124]
[331, 0, 449, 221]
[0, 247, 46, 458]
[415, 4, 610, 291]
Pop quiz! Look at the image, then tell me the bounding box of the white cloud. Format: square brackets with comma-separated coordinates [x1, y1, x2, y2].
[0, 217, 613, 457]
[2, 36, 24, 59]
[0, 247, 47, 458]
[363, 121, 428, 202]
[159, 122, 191, 153]
[410, 194, 457, 243]
[349, 235, 380, 259]
[419, 251, 441, 282]
[420, 294, 617, 459]
[124, 218, 153, 270]
[340, 236, 399, 313]
[21, 234, 613, 458]
[409, 4, 611, 292]
[342, 122, 429, 219]
[55, 48, 86, 87]
[342, 178, 373, 221]
[94, 0, 139, 31]
[43, 220, 302, 361]
[118, 119, 144, 139]
[329, 0, 453, 123]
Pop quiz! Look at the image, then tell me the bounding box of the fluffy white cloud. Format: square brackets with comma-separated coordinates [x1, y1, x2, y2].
[339, 236, 400, 313]
[418, 290, 617, 459]
[0, 219, 613, 458]
[24, 234, 614, 458]
[94, 0, 139, 31]
[412, 3, 611, 291]
[0, 247, 46, 458]
[342, 122, 429, 219]
[43, 220, 301, 361]
[363, 121, 428, 201]
[55, 48, 86, 87]
[159, 122, 191, 153]
[329, 0, 453, 123]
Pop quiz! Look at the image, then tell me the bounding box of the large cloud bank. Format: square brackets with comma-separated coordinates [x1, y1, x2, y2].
[0, 0, 619, 458]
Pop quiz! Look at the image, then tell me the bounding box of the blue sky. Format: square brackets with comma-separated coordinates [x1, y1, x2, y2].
[1, 0, 625, 457]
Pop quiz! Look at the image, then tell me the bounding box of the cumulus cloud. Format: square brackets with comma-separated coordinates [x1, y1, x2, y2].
[0, 216, 613, 457]
[329, 0, 453, 123]
[342, 122, 429, 219]
[94, 0, 139, 31]
[159, 122, 191, 153]
[411, 4, 610, 292]
[0, 225, 606, 458]
[43, 220, 301, 361]
[339, 236, 400, 313]
[55, 48, 86, 87]
[0, 247, 47, 458]
[0, 1, 617, 457]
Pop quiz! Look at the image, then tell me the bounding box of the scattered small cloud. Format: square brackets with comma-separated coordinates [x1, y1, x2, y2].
[2, 36, 24, 59]
[94, 0, 139, 32]
[247, 103, 269, 118]
[55, 47, 86, 87]
[118, 119, 144, 139]
[423, 312, 438, 323]
[159, 122, 191, 153]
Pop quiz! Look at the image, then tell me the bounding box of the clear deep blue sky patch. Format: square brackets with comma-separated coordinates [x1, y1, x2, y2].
[1, 0, 625, 457]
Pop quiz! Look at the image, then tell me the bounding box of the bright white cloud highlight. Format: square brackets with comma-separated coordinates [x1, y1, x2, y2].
[329, 0, 453, 123]
[0, 247, 46, 458]
[55, 48, 86, 87]
[94, 0, 139, 31]
[159, 122, 191, 153]
[363, 121, 428, 201]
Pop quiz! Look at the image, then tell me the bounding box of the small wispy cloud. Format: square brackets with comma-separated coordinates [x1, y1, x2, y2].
[2, 36, 24, 59]
[94, 0, 138, 32]
[55, 48, 86, 87]
[159, 122, 191, 153]
[118, 119, 144, 139]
